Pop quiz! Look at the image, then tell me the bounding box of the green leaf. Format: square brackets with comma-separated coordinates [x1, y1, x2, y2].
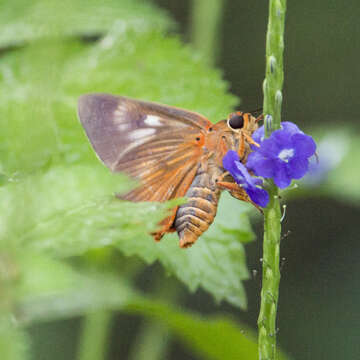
[0, 165, 134, 250]
[63, 28, 237, 119]
[0, 0, 252, 308]
[2, 166, 252, 307]
[0, 0, 171, 47]
[147, 194, 254, 309]
[0, 40, 88, 175]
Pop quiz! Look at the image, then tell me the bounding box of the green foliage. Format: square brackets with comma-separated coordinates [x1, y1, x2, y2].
[15, 267, 290, 360]
[0, 0, 171, 47]
[129, 300, 260, 360]
[17, 269, 261, 360]
[0, 0, 262, 359]
[0, 21, 251, 306]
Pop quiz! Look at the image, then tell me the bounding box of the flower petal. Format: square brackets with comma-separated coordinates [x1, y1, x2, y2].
[222, 150, 265, 191]
[281, 122, 303, 135]
[288, 156, 309, 179]
[223, 150, 241, 175]
[234, 160, 258, 186]
[251, 125, 265, 147]
[272, 129, 293, 148]
[292, 133, 317, 158]
[273, 161, 292, 188]
[246, 186, 269, 207]
[257, 137, 281, 158]
[247, 151, 275, 178]
[223, 150, 248, 185]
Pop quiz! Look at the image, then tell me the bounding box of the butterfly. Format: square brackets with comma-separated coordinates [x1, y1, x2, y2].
[78, 93, 261, 248]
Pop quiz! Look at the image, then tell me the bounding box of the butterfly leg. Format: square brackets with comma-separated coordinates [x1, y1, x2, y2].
[243, 133, 260, 148]
[215, 171, 230, 183]
[238, 134, 246, 159]
[217, 181, 263, 213]
[152, 206, 178, 241]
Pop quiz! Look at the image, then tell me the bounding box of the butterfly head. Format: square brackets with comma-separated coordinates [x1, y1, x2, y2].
[226, 111, 260, 133]
[208, 111, 261, 165]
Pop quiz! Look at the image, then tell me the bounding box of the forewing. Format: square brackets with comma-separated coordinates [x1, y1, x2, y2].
[78, 93, 211, 202]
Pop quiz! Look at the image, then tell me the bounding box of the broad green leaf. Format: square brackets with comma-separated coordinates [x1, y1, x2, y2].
[1, 166, 252, 307]
[0, 165, 134, 250]
[0, 0, 252, 308]
[0, 40, 88, 175]
[0, 0, 171, 47]
[63, 28, 237, 120]
[138, 194, 254, 308]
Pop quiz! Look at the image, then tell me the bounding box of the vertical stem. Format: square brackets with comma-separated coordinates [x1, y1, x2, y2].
[128, 321, 169, 360]
[258, 1, 287, 360]
[258, 187, 282, 360]
[190, 0, 226, 64]
[77, 310, 112, 360]
[263, 0, 287, 134]
[128, 277, 181, 360]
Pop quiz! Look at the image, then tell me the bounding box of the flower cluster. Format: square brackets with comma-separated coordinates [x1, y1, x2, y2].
[223, 122, 316, 207]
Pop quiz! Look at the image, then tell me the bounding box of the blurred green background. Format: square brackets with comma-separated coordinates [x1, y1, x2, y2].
[0, 1, 359, 359]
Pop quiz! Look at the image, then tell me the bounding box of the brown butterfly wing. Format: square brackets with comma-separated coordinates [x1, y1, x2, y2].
[77, 93, 212, 204]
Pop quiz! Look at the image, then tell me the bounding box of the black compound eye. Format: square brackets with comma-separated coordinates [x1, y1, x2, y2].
[228, 114, 244, 129]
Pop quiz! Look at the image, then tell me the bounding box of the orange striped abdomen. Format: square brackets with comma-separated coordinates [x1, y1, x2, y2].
[174, 170, 221, 247]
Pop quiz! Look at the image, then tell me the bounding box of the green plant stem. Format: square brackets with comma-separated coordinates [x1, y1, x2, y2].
[128, 320, 169, 360]
[190, 0, 225, 64]
[258, 186, 281, 360]
[258, 1, 287, 359]
[128, 276, 182, 360]
[77, 310, 112, 360]
[263, 0, 286, 132]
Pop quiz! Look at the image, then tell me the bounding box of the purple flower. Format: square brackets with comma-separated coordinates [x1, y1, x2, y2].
[247, 122, 317, 189]
[223, 150, 269, 207]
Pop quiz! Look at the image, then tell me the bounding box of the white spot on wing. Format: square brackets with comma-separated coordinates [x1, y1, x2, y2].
[144, 115, 162, 127]
[117, 123, 131, 132]
[113, 106, 127, 124]
[129, 128, 156, 141]
[114, 109, 122, 117]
